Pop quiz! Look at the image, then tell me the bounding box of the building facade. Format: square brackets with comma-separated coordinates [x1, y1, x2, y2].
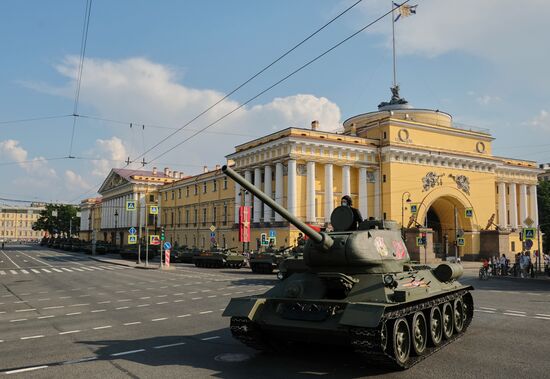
[0, 203, 45, 241]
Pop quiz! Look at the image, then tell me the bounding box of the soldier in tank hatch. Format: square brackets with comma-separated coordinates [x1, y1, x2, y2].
[340, 195, 363, 230]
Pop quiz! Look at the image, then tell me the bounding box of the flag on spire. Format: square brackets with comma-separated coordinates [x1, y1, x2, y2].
[393, 2, 418, 22]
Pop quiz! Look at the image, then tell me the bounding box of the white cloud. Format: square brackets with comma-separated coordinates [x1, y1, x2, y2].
[0, 139, 57, 176]
[91, 137, 131, 177]
[467, 91, 501, 106]
[527, 110, 550, 130]
[65, 170, 89, 190]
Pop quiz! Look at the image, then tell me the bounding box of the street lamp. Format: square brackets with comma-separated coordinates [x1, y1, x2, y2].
[114, 210, 119, 245]
[401, 191, 412, 239]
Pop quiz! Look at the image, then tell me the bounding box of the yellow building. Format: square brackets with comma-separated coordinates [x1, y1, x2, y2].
[79, 197, 102, 241]
[0, 203, 45, 241]
[160, 165, 235, 249]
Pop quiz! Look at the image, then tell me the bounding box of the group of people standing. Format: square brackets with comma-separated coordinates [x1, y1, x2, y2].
[483, 252, 535, 278]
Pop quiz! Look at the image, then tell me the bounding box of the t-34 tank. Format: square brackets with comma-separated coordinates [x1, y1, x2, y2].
[221, 165, 474, 369]
[249, 246, 292, 274]
[193, 246, 245, 268]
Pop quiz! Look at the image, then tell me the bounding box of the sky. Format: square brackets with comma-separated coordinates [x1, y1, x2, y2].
[0, 0, 549, 204]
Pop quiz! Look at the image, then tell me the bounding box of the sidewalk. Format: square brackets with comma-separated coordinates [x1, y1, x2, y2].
[88, 253, 161, 270]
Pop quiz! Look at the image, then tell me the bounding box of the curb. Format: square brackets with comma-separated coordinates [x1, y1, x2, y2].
[88, 255, 138, 268]
[480, 275, 550, 283]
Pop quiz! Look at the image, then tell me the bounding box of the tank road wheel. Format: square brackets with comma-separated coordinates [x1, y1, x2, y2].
[391, 318, 411, 367]
[411, 312, 427, 356]
[453, 297, 466, 333]
[380, 321, 388, 353]
[442, 302, 454, 339]
[429, 306, 443, 347]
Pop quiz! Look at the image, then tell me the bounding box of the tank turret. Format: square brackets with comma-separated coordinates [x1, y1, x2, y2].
[221, 164, 473, 370]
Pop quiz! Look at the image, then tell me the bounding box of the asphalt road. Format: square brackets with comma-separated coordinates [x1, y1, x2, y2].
[1, 245, 549, 378]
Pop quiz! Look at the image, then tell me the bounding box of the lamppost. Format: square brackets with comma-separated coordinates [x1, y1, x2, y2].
[401, 191, 412, 239]
[114, 210, 119, 246]
[88, 214, 92, 242]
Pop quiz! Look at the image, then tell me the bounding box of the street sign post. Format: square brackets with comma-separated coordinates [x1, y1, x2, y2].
[416, 236, 425, 246]
[269, 230, 276, 238]
[126, 200, 136, 211]
[260, 233, 268, 246]
[410, 204, 419, 214]
[464, 208, 473, 218]
[457, 237, 465, 246]
[163, 242, 171, 250]
[524, 228, 536, 240]
[129, 227, 137, 235]
[149, 235, 160, 245]
[209, 225, 216, 232]
[128, 235, 137, 244]
[165, 249, 170, 267]
[149, 205, 158, 215]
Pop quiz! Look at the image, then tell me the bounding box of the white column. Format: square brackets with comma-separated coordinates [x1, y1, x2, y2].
[358, 167, 368, 219]
[306, 161, 316, 222]
[530, 184, 539, 226]
[275, 163, 284, 222]
[374, 170, 381, 219]
[324, 163, 334, 223]
[263, 165, 273, 222]
[244, 170, 252, 207]
[342, 165, 351, 197]
[509, 183, 518, 229]
[519, 184, 528, 226]
[253, 167, 262, 223]
[287, 159, 297, 216]
[498, 182, 507, 227]
[234, 182, 241, 224]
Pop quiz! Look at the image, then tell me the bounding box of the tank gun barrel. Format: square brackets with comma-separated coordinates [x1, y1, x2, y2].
[222, 165, 333, 251]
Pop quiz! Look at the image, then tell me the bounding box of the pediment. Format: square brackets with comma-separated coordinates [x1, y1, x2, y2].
[98, 170, 130, 195]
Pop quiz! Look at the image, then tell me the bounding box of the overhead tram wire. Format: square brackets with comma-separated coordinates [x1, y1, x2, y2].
[0, 114, 72, 126]
[128, 0, 365, 166]
[147, 1, 410, 164]
[66, 0, 367, 203]
[68, 0, 93, 158]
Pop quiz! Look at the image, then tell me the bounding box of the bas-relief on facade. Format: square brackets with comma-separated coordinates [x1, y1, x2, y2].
[83, 105, 542, 260]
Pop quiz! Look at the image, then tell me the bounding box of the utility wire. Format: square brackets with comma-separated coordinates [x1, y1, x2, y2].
[148, 1, 409, 164]
[129, 0, 365, 165]
[0, 114, 72, 126]
[68, 0, 93, 158]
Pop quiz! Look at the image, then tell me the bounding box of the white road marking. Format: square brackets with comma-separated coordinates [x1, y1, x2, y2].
[173, 299, 185, 303]
[534, 316, 550, 320]
[157, 295, 168, 298]
[116, 306, 129, 310]
[78, 294, 91, 298]
[140, 296, 151, 299]
[152, 317, 168, 322]
[20, 269, 29, 274]
[192, 297, 203, 300]
[5, 365, 49, 374]
[111, 349, 145, 357]
[10, 319, 28, 322]
[30, 269, 41, 274]
[38, 315, 54, 319]
[59, 296, 72, 299]
[123, 322, 141, 326]
[505, 310, 526, 314]
[1, 251, 21, 268]
[199, 311, 213, 314]
[66, 312, 82, 316]
[201, 336, 220, 341]
[70, 303, 89, 307]
[16, 309, 36, 312]
[97, 301, 111, 304]
[10, 270, 18, 275]
[475, 309, 495, 314]
[156, 301, 169, 305]
[43, 306, 64, 309]
[137, 304, 150, 307]
[37, 298, 50, 301]
[115, 290, 126, 293]
[41, 269, 51, 273]
[61, 268, 73, 272]
[153, 342, 186, 349]
[93, 325, 112, 330]
[21, 335, 45, 340]
[177, 314, 191, 318]
[52, 268, 63, 273]
[0, 270, 5, 275]
[117, 299, 131, 302]
[64, 357, 97, 364]
[59, 330, 81, 335]
[536, 313, 550, 317]
[91, 309, 106, 313]
[208, 295, 217, 298]
[503, 312, 526, 317]
[173, 293, 184, 296]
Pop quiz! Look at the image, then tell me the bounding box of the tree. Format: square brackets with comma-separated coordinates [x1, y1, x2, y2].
[537, 180, 550, 254]
[33, 204, 81, 237]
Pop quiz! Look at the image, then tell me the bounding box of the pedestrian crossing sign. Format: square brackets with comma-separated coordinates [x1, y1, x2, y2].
[416, 236, 426, 246]
[126, 200, 136, 211]
[464, 208, 473, 218]
[524, 228, 536, 240]
[149, 205, 159, 215]
[128, 235, 137, 244]
[410, 203, 419, 214]
[457, 237, 465, 246]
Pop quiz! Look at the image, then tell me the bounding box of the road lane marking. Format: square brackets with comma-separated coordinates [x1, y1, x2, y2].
[153, 342, 186, 349]
[173, 299, 185, 303]
[91, 309, 106, 313]
[72, 268, 84, 272]
[37, 298, 50, 301]
[157, 295, 167, 298]
[20, 269, 29, 274]
[116, 306, 129, 310]
[59, 330, 81, 335]
[201, 336, 220, 341]
[10, 319, 27, 322]
[192, 297, 202, 300]
[505, 310, 526, 314]
[1, 251, 21, 268]
[111, 349, 145, 357]
[475, 309, 495, 314]
[137, 304, 150, 307]
[61, 268, 73, 272]
[5, 366, 49, 374]
[208, 295, 217, 298]
[152, 318, 168, 322]
[503, 312, 526, 317]
[536, 313, 550, 317]
[0, 270, 5, 275]
[97, 301, 111, 304]
[177, 314, 191, 318]
[139, 296, 151, 300]
[30, 269, 41, 274]
[199, 311, 213, 314]
[123, 322, 142, 326]
[59, 296, 72, 299]
[10, 270, 18, 275]
[38, 315, 54, 319]
[43, 306, 64, 309]
[16, 309, 36, 312]
[21, 335, 45, 340]
[117, 299, 131, 302]
[66, 312, 82, 316]
[93, 325, 112, 330]
[156, 301, 169, 305]
[52, 268, 63, 273]
[70, 303, 89, 307]
[41, 269, 51, 273]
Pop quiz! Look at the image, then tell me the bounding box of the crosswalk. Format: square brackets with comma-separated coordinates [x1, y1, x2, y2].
[0, 265, 129, 276]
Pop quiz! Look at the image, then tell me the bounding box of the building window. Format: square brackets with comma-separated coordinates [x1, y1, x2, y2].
[203, 182, 207, 194]
[383, 131, 387, 139]
[193, 209, 198, 226]
[223, 203, 227, 225]
[202, 208, 207, 226]
[171, 212, 174, 226]
[178, 188, 181, 199]
[511, 241, 516, 252]
[383, 212, 387, 220]
[150, 195, 155, 202]
[223, 177, 228, 190]
[213, 179, 217, 192]
[213, 207, 217, 224]
[177, 209, 181, 225]
[383, 174, 386, 183]
[185, 209, 189, 226]
[171, 191, 175, 200]
[186, 186, 189, 197]
[194, 184, 198, 195]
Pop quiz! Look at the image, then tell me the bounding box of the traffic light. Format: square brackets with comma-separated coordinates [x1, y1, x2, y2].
[161, 227, 165, 241]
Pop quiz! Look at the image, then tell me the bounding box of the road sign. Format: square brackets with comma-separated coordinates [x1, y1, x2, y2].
[269, 237, 276, 245]
[128, 235, 137, 244]
[165, 249, 170, 267]
[416, 236, 426, 246]
[456, 229, 465, 238]
[525, 239, 534, 250]
[163, 242, 172, 250]
[126, 200, 136, 211]
[410, 204, 419, 214]
[209, 225, 216, 232]
[210, 232, 216, 238]
[524, 217, 534, 227]
[464, 208, 473, 218]
[210, 237, 216, 244]
[149, 235, 160, 245]
[524, 228, 536, 240]
[260, 233, 268, 246]
[149, 205, 158, 215]
[457, 237, 465, 246]
[269, 230, 276, 238]
[129, 227, 137, 235]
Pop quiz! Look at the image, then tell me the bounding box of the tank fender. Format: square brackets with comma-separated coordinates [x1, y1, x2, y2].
[222, 297, 266, 320]
[339, 303, 386, 328]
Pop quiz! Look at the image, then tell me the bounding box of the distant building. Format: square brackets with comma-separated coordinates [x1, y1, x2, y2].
[539, 163, 550, 181]
[79, 197, 102, 241]
[0, 203, 45, 241]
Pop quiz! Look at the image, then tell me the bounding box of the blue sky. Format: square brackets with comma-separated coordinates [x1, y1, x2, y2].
[1, 0, 549, 203]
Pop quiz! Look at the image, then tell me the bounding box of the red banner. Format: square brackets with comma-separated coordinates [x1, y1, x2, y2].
[239, 206, 251, 243]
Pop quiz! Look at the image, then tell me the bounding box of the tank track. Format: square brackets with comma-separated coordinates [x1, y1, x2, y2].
[349, 289, 473, 370]
[230, 317, 273, 351]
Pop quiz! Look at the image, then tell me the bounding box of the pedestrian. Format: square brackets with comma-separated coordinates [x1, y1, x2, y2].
[500, 254, 507, 276]
[519, 252, 528, 278]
